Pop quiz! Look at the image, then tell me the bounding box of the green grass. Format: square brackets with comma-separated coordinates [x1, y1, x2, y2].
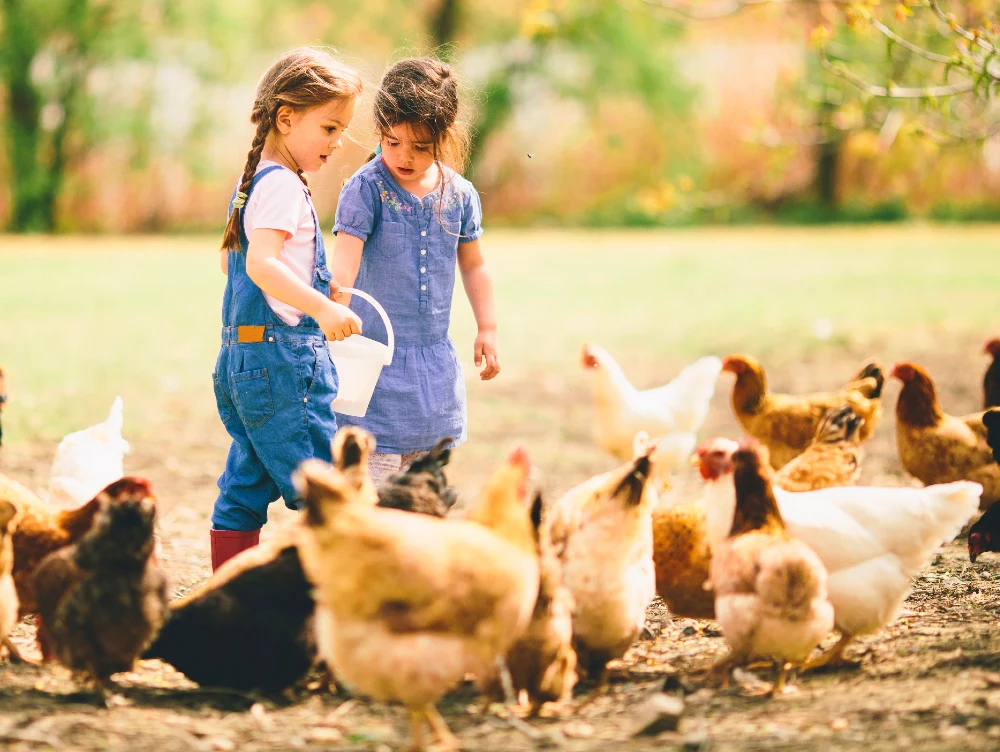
[1, 225, 998, 491]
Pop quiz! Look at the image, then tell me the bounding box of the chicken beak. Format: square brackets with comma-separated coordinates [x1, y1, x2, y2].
[688, 453, 702, 469]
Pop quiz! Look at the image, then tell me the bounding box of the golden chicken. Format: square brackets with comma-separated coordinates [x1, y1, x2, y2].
[33, 479, 167, 699]
[707, 440, 834, 695]
[892, 361, 1000, 510]
[548, 446, 657, 684]
[722, 354, 883, 470]
[773, 405, 864, 492]
[480, 493, 577, 715]
[1, 499, 21, 661]
[295, 427, 539, 752]
[651, 501, 715, 620]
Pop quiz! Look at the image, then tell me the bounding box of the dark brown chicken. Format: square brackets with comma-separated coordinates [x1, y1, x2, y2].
[4, 473, 129, 616]
[773, 405, 865, 492]
[33, 478, 167, 698]
[722, 355, 883, 470]
[984, 339, 1000, 410]
[892, 362, 1000, 510]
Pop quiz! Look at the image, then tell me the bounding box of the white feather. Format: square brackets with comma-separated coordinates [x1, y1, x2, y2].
[48, 396, 130, 507]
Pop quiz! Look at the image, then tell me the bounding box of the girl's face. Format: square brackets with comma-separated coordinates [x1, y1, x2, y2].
[380, 122, 437, 185]
[276, 97, 357, 173]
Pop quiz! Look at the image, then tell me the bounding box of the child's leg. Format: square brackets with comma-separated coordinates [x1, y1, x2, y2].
[368, 452, 403, 486]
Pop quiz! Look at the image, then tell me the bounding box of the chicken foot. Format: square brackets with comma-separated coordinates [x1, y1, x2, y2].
[425, 705, 461, 751]
[2, 637, 40, 665]
[803, 633, 854, 672]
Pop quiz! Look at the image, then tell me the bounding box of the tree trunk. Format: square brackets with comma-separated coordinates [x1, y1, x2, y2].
[430, 0, 460, 50]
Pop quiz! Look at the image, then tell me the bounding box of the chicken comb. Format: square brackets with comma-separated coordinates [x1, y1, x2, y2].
[985, 338, 1000, 356]
[100, 476, 154, 500]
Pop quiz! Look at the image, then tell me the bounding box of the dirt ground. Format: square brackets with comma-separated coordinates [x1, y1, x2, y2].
[2, 347, 1000, 751]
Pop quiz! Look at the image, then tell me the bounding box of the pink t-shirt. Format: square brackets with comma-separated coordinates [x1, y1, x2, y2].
[241, 161, 316, 326]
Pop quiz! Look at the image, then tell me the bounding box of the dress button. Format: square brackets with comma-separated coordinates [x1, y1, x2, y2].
[420, 230, 427, 236]
[420, 267, 426, 273]
[421, 285, 427, 291]
[420, 249, 426, 255]
[268, 337, 274, 342]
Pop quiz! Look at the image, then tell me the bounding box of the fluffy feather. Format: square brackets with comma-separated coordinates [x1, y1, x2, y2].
[773, 404, 864, 492]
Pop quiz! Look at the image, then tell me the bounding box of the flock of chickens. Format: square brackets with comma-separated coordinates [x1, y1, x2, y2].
[2, 340, 1000, 750]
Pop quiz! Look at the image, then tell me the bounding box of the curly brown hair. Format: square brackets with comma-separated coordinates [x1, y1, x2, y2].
[373, 57, 470, 174]
[221, 47, 363, 252]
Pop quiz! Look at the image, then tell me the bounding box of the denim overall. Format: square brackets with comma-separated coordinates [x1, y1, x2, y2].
[212, 164, 339, 532]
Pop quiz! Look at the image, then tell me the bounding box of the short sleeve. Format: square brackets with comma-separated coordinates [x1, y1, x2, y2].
[244, 170, 308, 238]
[333, 174, 379, 242]
[459, 183, 484, 243]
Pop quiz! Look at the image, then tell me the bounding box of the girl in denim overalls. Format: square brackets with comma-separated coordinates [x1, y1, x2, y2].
[331, 58, 501, 483]
[211, 48, 363, 570]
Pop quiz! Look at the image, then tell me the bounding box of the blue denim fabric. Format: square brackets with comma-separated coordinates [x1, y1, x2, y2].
[332, 158, 482, 453]
[212, 164, 339, 532]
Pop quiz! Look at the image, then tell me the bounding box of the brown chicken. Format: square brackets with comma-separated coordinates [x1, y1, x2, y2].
[983, 338, 1000, 410]
[480, 493, 578, 715]
[707, 439, 834, 695]
[722, 354, 883, 470]
[1, 499, 21, 661]
[295, 427, 539, 752]
[773, 405, 865, 492]
[892, 361, 1000, 510]
[548, 447, 657, 684]
[3, 472, 134, 617]
[33, 478, 167, 699]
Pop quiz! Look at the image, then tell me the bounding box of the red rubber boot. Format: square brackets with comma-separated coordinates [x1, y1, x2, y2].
[210, 529, 260, 572]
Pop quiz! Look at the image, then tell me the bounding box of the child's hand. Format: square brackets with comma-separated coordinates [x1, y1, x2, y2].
[317, 300, 362, 342]
[474, 329, 501, 381]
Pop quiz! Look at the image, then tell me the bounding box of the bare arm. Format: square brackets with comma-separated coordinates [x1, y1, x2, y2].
[220, 251, 228, 275]
[458, 238, 500, 381]
[330, 232, 365, 307]
[245, 228, 361, 341]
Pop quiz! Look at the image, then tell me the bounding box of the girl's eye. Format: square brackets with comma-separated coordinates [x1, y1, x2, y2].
[415, 146, 430, 153]
[386, 141, 399, 148]
[325, 127, 338, 134]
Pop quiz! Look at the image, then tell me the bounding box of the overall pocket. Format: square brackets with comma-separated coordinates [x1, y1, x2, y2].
[232, 368, 275, 428]
[213, 373, 233, 424]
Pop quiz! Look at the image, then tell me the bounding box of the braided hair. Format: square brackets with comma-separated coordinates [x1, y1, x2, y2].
[221, 47, 363, 252]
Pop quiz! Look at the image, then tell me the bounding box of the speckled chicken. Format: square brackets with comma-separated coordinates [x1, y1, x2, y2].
[651, 500, 715, 620]
[32, 478, 167, 698]
[722, 354, 883, 470]
[548, 446, 658, 684]
[480, 493, 578, 715]
[707, 440, 834, 695]
[295, 427, 539, 752]
[0, 499, 22, 661]
[892, 361, 1000, 510]
[773, 404, 865, 492]
[377, 438, 458, 517]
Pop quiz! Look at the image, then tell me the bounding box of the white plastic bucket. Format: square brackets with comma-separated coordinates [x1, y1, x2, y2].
[329, 288, 394, 417]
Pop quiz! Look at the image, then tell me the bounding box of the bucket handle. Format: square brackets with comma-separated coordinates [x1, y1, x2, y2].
[339, 287, 394, 366]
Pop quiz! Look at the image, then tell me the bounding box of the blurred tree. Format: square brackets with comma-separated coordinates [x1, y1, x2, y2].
[638, 0, 999, 211]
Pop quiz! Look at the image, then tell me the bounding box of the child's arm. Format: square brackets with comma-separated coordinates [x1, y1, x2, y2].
[458, 239, 500, 381]
[220, 251, 228, 275]
[246, 228, 362, 341]
[329, 232, 365, 308]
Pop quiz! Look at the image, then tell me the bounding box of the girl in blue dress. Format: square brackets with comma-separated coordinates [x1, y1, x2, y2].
[331, 57, 501, 482]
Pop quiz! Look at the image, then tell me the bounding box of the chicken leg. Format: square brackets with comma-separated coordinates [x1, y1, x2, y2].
[2, 636, 39, 665]
[803, 633, 854, 671]
[425, 705, 460, 751]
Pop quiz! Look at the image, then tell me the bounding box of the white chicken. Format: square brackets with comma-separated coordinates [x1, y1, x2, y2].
[48, 397, 130, 508]
[581, 345, 722, 482]
[696, 437, 982, 667]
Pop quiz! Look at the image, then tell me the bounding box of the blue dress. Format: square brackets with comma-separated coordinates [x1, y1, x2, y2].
[333, 157, 483, 454]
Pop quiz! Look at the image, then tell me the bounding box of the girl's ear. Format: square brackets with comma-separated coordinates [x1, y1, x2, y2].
[274, 104, 295, 135]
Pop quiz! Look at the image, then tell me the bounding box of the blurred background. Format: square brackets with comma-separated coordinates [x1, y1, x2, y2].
[2, 0, 998, 233]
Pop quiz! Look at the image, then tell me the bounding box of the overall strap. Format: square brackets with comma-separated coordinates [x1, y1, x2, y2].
[230, 164, 286, 251]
